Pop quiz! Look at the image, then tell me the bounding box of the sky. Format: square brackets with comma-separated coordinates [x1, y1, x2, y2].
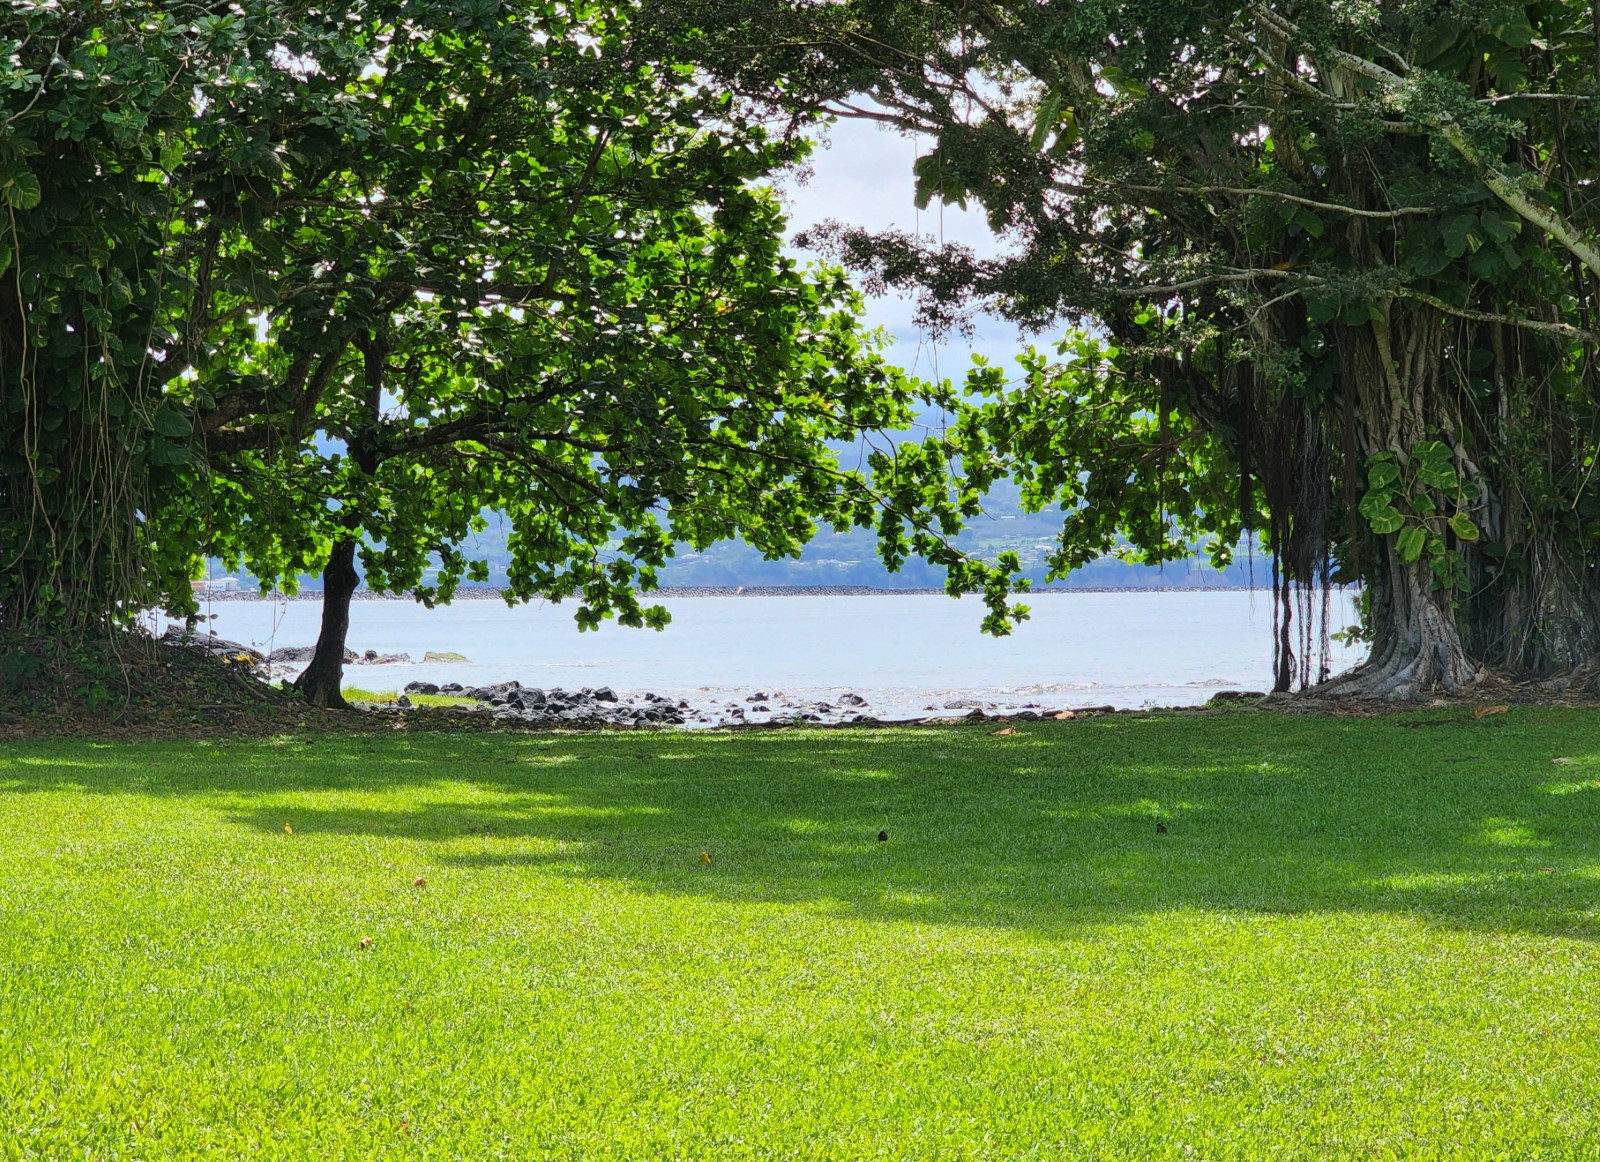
[772, 117, 1034, 383]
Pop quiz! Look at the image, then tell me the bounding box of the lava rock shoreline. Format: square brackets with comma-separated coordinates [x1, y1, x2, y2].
[386, 680, 904, 728]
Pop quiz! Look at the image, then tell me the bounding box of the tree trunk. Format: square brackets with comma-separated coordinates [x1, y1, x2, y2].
[293, 537, 359, 708]
[1316, 309, 1480, 699]
[1319, 543, 1477, 698]
[293, 330, 387, 710]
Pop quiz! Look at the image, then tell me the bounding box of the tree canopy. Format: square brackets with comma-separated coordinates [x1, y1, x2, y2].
[1, 0, 1019, 700]
[646, 0, 1600, 695]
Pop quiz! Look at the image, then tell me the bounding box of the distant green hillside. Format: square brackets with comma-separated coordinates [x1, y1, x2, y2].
[447, 482, 1263, 590]
[244, 415, 1266, 592]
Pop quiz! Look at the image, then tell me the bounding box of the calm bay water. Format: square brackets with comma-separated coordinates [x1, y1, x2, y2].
[200, 590, 1364, 718]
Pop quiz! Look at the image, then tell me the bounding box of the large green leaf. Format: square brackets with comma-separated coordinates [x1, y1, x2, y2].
[1396, 524, 1427, 563]
[1360, 492, 1405, 535]
[1, 169, 40, 210]
[1030, 91, 1063, 152]
[152, 405, 193, 439]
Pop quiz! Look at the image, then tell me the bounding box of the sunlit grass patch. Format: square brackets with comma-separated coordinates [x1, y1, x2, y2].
[343, 685, 476, 708]
[5, 709, 1600, 1157]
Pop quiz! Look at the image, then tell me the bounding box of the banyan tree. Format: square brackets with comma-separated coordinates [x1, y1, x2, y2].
[647, 0, 1600, 696]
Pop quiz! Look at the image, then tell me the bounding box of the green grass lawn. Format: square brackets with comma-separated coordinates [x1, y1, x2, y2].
[5, 709, 1600, 1159]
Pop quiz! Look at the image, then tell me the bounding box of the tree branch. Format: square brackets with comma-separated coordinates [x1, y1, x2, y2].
[1399, 289, 1600, 344]
[1064, 180, 1436, 219]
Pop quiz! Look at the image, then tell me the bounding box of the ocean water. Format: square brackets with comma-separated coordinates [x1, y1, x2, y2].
[198, 590, 1365, 718]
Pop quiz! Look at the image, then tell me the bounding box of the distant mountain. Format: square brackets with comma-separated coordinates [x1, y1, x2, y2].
[225, 410, 1266, 592]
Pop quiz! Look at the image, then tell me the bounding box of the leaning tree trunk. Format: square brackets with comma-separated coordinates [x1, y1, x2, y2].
[293, 330, 387, 710]
[293, 537, 359, 708]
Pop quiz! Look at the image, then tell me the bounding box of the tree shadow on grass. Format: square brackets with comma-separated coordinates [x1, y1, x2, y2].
[8, 712, 1600, 943]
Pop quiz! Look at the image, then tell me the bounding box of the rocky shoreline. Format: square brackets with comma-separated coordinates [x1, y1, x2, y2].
[163, 627, 1259, 730]
[370, 679, 1137, 729]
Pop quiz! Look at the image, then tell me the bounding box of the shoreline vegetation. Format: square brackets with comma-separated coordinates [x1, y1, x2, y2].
[197, 583, 1336, 601]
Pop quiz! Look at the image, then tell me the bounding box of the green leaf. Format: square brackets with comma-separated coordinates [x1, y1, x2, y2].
[1448, 513, 1480, 541]
[1439, 214, 1475, 258]
[152, 405, 192, 439]
[1098, 65, 1148, 98]
[1360, 490, 1405, 535]
[1413, 440, 1457, 491]
[1048, 108, 1080, 155]
[1367, 460, 1400, 491]
[1307, 294, 1340, 324]
[1489, 12, 1535, 48]
[1397, 524, 1426, 562]
[1409, 246, 1453, 278]
[1339, 299, 1374, 327]
[1414, 16, 1461, 64]
[1030, 91, 1063, 152]
[1, 169, 40, 210]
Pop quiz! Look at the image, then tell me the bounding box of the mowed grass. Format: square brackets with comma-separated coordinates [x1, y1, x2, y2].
[5, 711, 1600, 1158]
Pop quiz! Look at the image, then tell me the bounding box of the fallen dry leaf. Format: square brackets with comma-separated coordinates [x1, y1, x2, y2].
[1472, 704, 1509, 719]
[988, 726, 1019, 737]
[1539, 867, 1557, 875]
[1052, 710, 1077, 721]
[283, 822, 293, 835]
[413, 876, 427, 889]
[700, 851, 712, 865]
[359, 935, 374, 950]
[1553, 756, 1576, 765]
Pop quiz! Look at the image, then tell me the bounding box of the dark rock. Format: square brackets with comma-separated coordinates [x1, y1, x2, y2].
[440, 683, 464, 693]
[507, 688, 546, 710]
[746, 691, 769, 702]
[404, 681, 440, 695]
[1208, 690, 1266, 705]
[395, 694, 412, 708]
[161, 627, 265, 665]
[351, 650, 409, 665]
[838, 692, 868, 707]
[592, 686, 618, 702]
[267, 645, 316, 664]
[467, 681, 522, 701]
[752, 704, 770, 713]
